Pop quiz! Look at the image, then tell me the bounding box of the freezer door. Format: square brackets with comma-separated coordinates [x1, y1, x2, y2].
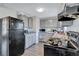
[9, 17, 24, 30]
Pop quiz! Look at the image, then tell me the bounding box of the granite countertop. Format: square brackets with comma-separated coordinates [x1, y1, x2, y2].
[24, 32, 36, 34]
[44, 44, 78, 52]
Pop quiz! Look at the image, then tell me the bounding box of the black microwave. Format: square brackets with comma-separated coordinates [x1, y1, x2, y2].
[40, 29, 45, 32]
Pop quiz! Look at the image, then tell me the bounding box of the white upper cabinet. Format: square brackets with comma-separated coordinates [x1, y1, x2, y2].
[28, 17, 33, 28]
[17, 15, 29, 28]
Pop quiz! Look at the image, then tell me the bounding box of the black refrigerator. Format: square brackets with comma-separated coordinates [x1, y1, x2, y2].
[0, 16, 25, 56]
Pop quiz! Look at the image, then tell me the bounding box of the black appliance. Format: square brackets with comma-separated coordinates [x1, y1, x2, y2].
[40, 29, 45, 32]
[0, 16, 25, 56]
[58, 16, 75, 21]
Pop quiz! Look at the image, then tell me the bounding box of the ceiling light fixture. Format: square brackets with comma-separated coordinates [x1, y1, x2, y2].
[36, 8, 45, 13]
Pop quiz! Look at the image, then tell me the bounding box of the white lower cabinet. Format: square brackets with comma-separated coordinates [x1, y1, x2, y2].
[25, 33, 36, 49]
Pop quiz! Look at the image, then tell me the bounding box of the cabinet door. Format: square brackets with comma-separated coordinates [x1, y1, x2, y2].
[25, 35, 30, 48]
[33, 34, 36, 44]
[25, 35, 28, 48]
[28, 17, 33, 28]
[32, 35, 34, 44]
[29, 35, 31, 46]
[25, 34, 36, 49]
[31, 34, 34, 44]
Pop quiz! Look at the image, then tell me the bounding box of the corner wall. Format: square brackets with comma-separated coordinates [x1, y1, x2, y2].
[67, 18, 79, 32]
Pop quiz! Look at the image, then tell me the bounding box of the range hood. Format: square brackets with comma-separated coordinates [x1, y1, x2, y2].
[58, 5, 79, 21]
[66, 5, 79, 15]
[58, 16, 75, 21]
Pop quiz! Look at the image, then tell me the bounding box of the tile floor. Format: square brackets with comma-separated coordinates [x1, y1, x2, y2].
[22, 42, 44, 56]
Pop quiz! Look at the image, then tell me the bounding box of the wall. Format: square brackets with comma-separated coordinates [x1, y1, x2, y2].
[0, 7, 17, 18]
[40, 17, 58, 31]
[67, 18, 79, 32]
[32, 16, 40, 43]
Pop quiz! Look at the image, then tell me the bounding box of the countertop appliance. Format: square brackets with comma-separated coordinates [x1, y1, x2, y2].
[0, 16, 25, 56]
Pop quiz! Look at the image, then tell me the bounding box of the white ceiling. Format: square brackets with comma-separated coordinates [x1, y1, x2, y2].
[1, 3, 65, 18]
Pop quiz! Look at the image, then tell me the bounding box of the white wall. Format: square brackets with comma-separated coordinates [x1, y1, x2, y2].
[32, 16, 40, 43]
[0, 7, 17, 18]
[40, 17, 58, 31]
[67, 18, 79, 32]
